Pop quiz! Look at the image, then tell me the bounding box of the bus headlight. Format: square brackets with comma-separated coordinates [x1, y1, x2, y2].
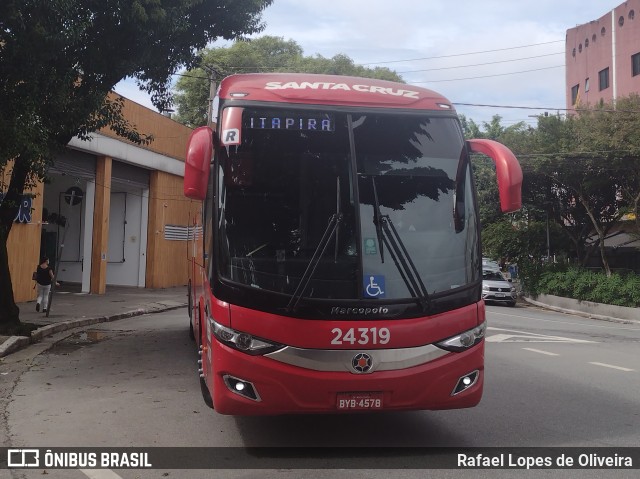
[210, 319, 283, 356]
[435, 322, 486, 352]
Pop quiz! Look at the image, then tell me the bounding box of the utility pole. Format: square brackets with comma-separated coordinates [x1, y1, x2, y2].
[546, 210, 551, 260]
[46, 188, 80, 317]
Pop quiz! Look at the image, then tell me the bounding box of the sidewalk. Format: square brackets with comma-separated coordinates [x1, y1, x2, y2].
[0, 284, 188, 358]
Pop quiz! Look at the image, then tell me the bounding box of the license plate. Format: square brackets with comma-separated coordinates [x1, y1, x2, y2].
[495, 292, 504, 297]
[337, 392, 383, 410]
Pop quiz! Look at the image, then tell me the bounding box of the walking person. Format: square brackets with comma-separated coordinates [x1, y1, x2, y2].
[35, 256, 59, 313]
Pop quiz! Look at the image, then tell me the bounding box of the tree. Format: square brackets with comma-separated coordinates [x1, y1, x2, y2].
[497, 98, 640, 276]
[172, 36, 403, 127]
[465, 103, 640, 277]
[0, 0, 273, 326]
[587, 95, 640, 245]
[526, 107, 640, 275]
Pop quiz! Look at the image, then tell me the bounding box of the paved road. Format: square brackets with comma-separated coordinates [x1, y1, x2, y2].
[1, 304, 638, 479]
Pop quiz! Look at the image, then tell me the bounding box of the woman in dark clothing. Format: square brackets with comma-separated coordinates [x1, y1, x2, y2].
[35, 256, 58, 313]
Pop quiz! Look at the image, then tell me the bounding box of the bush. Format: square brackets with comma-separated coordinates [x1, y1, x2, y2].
[518, 258, 566, 296]
[535, 267, 640, 307]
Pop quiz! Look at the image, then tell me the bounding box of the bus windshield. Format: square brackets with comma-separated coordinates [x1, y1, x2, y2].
[215, 107, 479, 307]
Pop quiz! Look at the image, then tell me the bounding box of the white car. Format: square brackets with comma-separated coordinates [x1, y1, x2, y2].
[482, 258, 501, 271]
[482, 269, 517, 307]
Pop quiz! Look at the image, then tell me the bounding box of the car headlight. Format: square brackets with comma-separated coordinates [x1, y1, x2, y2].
[511, 286, 516, 292]
[435, 322, 486, 352]
[482, 284, 489, 291]
[210, 318, 283, 356]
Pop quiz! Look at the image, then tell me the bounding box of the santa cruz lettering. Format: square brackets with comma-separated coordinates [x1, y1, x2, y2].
[331, 307, 389, 316]
[265, 81, 420, 99]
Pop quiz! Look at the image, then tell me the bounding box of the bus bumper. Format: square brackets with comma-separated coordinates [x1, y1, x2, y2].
[208, 341, 484, 415]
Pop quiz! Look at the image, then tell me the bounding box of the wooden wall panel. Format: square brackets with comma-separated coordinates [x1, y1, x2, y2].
[146, 171, 196, 288]
[100, 93, 192, 161]
[2, 166, 44, 303]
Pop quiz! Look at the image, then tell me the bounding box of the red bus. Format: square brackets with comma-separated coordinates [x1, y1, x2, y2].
[184, 73, 522, 415]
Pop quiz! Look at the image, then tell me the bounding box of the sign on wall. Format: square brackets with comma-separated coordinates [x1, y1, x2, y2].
[0, 192, 33, 223]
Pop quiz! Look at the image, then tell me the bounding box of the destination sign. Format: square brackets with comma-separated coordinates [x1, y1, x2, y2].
[244, 113, 334, 132]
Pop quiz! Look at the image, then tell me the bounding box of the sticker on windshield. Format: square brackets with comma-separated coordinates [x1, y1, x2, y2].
[364, 238, 377, 255]
[221, 128, 241, 146]
[363, 275, 385, 298]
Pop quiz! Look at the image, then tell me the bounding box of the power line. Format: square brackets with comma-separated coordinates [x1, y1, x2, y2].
[454, 103, 640, 114]
[359, 40, 565, 66]
[410, 65, 564, 83]
[396, 52, 564, 74]
[456, 102, 565, 110]
[170, 40, 566, 75]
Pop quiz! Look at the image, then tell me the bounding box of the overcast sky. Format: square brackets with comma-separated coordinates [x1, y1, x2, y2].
[114, 0, 623, 127]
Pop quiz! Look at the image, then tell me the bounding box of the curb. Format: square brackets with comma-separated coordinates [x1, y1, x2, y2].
[0, 336, 31, 357]
[0, 303, 186, 359]
[522, 296, 640, 325]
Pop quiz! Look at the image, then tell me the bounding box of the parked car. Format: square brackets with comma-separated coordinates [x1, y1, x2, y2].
[482, 257, 501, 271]
[482, 269, 517, 307]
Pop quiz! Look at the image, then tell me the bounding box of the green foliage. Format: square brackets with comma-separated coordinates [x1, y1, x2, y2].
[472, 100, 640, 276]
[173, 36, 403, 127]
[482, 218, 569, 268]
[0, 0, 273, 173]
[472, 157, 501, 225]
[0, 0, 273, 324]
[536, 268, 640, 307]
[511, 257, 546, 295]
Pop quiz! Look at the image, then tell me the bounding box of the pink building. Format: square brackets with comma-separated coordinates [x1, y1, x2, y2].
[566, 1, 640, 109]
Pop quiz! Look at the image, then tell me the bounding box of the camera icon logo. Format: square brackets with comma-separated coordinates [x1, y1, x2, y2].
[7, 449, 40, 468]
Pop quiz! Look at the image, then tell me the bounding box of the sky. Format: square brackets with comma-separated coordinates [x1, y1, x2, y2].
[114, 0, 624, 127]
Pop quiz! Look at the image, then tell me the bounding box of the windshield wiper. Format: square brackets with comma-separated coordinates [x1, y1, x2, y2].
[287, 178, 342, 313]
[453, 149, 468, 233]
[370, 178, 430, 312]
[371, 177, 385, 263]
[380, 215, 430, 312]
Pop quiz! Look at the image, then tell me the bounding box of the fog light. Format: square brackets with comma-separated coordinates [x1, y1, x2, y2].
[223, 375, 261, 401]
[452, 370, 479, 396]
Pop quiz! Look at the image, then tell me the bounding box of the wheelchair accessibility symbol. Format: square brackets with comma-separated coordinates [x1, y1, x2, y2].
[364, 275, 385, 298]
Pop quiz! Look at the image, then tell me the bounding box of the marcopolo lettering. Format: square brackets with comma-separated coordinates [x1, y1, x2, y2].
[331, 306, 389, 316]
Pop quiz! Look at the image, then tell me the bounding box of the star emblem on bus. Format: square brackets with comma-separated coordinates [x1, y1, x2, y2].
[352, 353, 373, 373]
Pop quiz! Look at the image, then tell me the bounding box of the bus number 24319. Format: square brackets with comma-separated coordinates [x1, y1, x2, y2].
[330, 327, 390, 345]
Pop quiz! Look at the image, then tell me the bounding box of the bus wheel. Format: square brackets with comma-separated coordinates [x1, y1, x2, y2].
[188, 280, 195, 340]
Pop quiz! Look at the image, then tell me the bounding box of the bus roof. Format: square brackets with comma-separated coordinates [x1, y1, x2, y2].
[218, 73, 456, 111]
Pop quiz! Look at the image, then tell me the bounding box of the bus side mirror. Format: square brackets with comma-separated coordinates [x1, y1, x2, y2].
[467, 139, 523, 213]
[184, 126, 213, 200]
